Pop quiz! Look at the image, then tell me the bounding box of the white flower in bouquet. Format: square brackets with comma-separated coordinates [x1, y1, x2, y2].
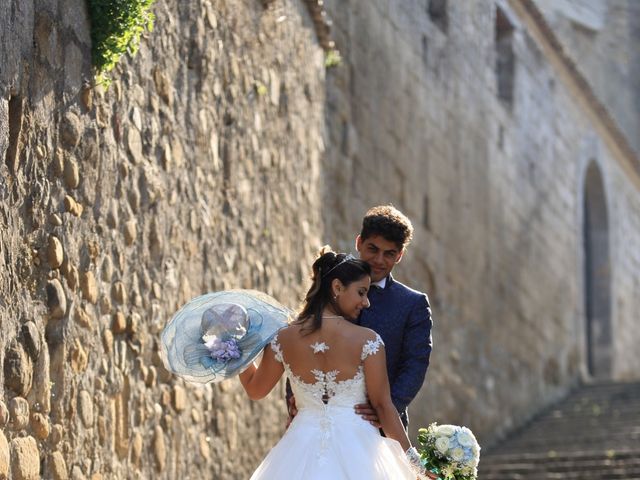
[435, 436, 451, 455]
[451, 447, 465, 462]
[437, 425, 456, 437]
[417, 423, 481, 480]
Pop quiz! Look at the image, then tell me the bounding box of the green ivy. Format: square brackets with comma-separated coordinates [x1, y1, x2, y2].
[324, 49, 342, 69]
[87, 0, 156, 85]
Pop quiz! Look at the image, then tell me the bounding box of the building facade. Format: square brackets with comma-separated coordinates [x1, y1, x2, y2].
[321, 0, 640, 443]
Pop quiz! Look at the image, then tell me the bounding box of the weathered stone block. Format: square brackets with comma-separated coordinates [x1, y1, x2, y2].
[49, 213, 63, 226]
[73, 306, 92, 329]
[112, 312, 127, 334]
[80, 271, 98, 304]
[31, 412, 51, 439]
[126, 128, 143, 164]
[9, 397, 30, 430]
[63, 195, 83, 217]
[50, 424, 64, 445]
[63, 157, 80, 189]
[152, 426, 166, 472]
[70, 339, 88, 372]
[60, 111, 83, 149]
[47, 235, 64, 269]
[102, 329, 114, 354]
[111, 282, 126, 305]
[50, 451, 68, 480]
[70, 464, 85, 480]
[0, 430, 8, 477]
[172, 385, 186, 412]
[46, 279, 67, 319]
[123, 220, 137, 245]
[21, 321, 41, 361]
[10, 436, 40, 480]
[99, 295, 111, 314]
[131, 432, 143, 466]
[0, 401, 8, 427]
[78, 390, 93, 428]
[153, 68, 173, 106]
[4, 344, 33, 396]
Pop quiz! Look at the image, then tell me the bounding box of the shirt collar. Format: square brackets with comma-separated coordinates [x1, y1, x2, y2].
[371, 276, 387, 290]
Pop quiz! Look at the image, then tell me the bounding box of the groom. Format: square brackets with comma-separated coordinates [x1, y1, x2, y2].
[287, 205, 432, 429]
[353, 205, 433, 429]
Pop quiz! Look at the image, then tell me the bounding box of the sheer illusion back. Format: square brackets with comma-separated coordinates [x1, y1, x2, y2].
[270, 324, 383, 409]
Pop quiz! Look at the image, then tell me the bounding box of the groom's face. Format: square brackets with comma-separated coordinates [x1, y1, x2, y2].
[356, 234, 404, 282]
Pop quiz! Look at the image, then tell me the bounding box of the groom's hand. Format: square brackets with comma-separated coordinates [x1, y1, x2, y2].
[286, 395, 298, 429]
[354, 401, 380, 428]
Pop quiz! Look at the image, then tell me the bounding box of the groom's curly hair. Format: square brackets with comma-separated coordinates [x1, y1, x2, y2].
[360, 205, 414, 250]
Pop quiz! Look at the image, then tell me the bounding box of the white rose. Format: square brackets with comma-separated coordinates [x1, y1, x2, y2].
[451, 447, 465, 461]
[437, 425, 455, 436]
[435, 436, 451, 454]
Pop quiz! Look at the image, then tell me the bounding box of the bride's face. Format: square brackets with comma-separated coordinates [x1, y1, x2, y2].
[334, 276, 371, 320]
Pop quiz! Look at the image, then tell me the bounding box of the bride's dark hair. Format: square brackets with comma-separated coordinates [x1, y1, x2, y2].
[295, 246, 371, 335]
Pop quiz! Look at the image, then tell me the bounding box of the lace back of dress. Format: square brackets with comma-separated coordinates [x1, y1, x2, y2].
[270, 332, 384, 407]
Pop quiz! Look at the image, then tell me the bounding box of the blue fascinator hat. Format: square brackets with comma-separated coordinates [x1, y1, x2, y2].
[161, 290, 292, 383]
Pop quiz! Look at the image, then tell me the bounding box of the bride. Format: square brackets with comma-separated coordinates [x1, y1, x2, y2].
[239, 248, 434, 479]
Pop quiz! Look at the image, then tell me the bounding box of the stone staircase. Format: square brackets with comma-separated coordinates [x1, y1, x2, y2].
[479, 381, 640, 479]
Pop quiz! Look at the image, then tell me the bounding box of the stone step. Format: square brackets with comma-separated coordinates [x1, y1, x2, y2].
[480, 381, 640, 480]
[499, 431, 640, 451]
[482, 449, 640, 464]
[480, 450, 640, 480]
[480, 470, 640, 480]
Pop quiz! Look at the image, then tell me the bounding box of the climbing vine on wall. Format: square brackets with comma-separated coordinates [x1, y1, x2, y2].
[87, 0, 156, 84]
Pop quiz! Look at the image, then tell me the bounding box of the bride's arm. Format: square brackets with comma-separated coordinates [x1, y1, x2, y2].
[239, 344, 285, 400]
[363, 345, 412, 451]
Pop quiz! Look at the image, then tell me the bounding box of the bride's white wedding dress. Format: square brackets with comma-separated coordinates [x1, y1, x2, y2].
[250, 333, 417, 479]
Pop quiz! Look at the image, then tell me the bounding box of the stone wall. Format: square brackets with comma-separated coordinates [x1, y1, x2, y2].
[532, 0, 640, 157]
[0, 0, 326, 478]
[321, 0, 640, 446]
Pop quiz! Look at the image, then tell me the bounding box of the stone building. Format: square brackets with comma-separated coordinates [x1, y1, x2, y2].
[321, 0, 640, 445]
[0, 0, 639, 479]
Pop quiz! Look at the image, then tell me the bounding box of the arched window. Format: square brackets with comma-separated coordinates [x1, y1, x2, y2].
[583, 161, 612, 378]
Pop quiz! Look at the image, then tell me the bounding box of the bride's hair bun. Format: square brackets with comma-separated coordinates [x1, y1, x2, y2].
[313, 245, 342, 276]
[307, 245, 336, 300]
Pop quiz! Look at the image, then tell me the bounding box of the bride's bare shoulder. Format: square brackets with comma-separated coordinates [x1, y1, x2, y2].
[275, 323, 304, 341]
[350, 325, 379, 343]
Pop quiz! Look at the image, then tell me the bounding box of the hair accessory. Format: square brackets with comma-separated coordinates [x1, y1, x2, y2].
[161, 290, 291, 383]
[321, 253, 356, 279]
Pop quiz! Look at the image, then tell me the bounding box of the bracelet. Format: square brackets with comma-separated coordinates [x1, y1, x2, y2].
[405, 447, 427, 478]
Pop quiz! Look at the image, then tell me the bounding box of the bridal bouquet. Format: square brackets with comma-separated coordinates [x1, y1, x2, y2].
[416, 423, 480, 480]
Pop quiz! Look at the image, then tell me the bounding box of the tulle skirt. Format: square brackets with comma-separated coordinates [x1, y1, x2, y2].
[250, 405, 416, 480]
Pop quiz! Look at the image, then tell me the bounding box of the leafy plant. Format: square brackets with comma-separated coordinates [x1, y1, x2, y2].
[87, 0, 156, 85]
[324, 49, 342, 68]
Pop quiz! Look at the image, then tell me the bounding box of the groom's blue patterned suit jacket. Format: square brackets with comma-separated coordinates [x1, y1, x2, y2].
[357, 274, 433, 426]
